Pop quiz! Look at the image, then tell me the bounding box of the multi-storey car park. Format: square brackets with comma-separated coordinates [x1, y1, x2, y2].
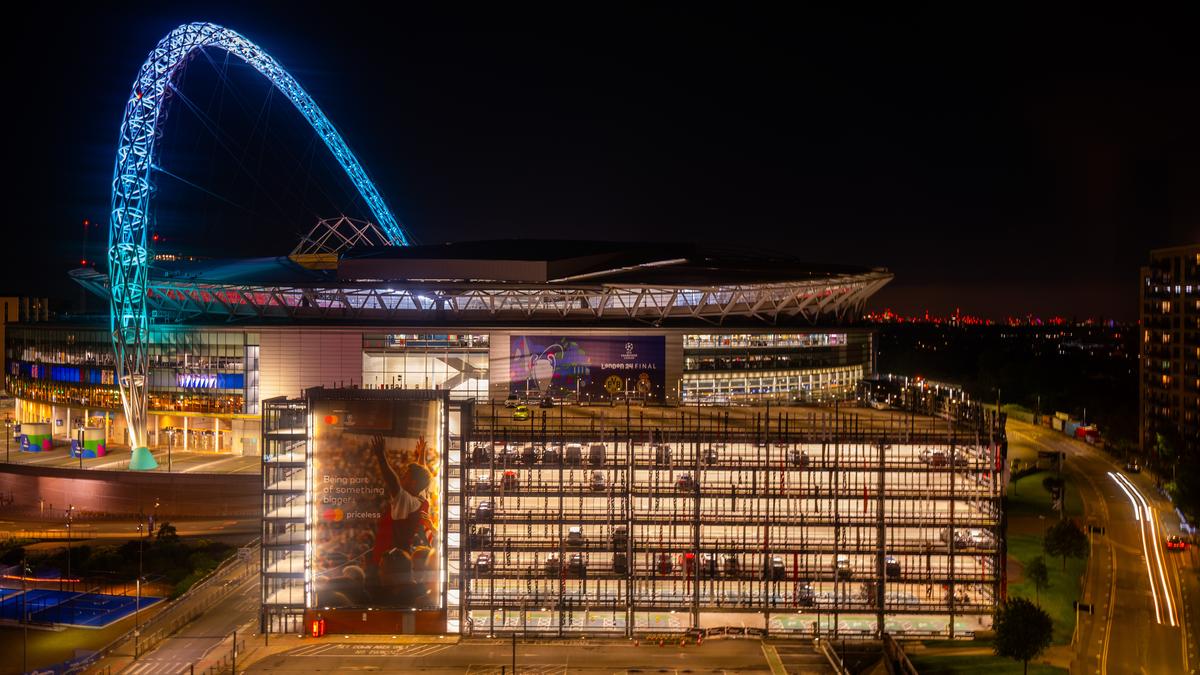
[258, 383, 1004, 638]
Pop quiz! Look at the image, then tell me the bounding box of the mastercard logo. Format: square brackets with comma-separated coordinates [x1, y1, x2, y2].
[324, 415, 339, 425]
[321, 508, 345, 522]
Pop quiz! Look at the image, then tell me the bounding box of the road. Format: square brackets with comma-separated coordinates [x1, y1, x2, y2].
[113, 571, 262, 675]
[245, 637, 832, 673]
[1006, 419, 1196, 674]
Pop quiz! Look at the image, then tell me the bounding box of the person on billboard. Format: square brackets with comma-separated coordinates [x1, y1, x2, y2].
[369, 435, 435, 602]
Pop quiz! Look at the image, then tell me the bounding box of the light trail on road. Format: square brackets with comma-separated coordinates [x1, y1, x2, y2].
[1108, 471, 1177, 627]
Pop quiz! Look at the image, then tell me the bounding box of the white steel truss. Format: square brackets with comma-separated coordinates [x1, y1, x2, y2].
[71, 268, 892, 325]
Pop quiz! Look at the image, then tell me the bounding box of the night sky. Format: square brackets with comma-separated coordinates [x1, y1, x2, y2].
[8, 4, 1199, 320]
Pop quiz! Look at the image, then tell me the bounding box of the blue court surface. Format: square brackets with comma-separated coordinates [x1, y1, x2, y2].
[0, 589, 162, 628]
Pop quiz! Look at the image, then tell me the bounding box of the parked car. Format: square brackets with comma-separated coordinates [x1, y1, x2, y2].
[567, 526, 585, 548]
[797, 581, 816, 606]
[564, 443, 583, 466]
[722, 554, 740, 578]
[610, 525, 628, 550]
[834, 554, 852, 580]
[590, 470, 608, 492]
[952, 454, 970, 468]
[764, 555, 786, 581]
[656, 553, 674, 575]
[544, 553, 562, 577]
[475, 501, 494, 522]
[612, 552, 628, 574]
[940, 527, 990, 548]
[500, 445, 520, 465]
[699, 553, 718, 578]
[468, 526, 493, 548]
[539, 396, 556, 409]
[653, 443, 672, 466]
[788, 448, 810, 468]
[675, 473, 696, 491]
[500, 470, 519, 491]
[1166, 535, 1188, 551]
[567, 553, 586, 577]
[542, 444, 561, 465]
[521, 445, 539, 466]
[512, 404, 531, 421]
[475, 553, 493, 575]
[503, 394, 522, 408]
[588, 444, 607, 467]
[471, 445, 491, 464]
[701, 446, 719, 466]
[929, 451, 947, 467]
[885, 555, 901, 580]
[1125, 460, 1141, 473]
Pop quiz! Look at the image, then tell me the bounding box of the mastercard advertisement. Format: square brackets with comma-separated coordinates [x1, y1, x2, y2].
[309, 394, 443, 610]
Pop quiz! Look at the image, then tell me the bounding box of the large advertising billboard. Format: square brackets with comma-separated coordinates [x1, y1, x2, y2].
[310, 396, 443, 610]
[510, 335, 666, 402]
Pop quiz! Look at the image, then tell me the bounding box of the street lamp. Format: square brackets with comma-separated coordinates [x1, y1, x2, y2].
[65, 505, 74, 593]
[4, 414, 12, 464]
[134, 518, 144, 660]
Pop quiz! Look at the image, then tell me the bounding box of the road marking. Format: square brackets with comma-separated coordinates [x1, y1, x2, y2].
[761, 642, 786, 675]
[1102, 543, 1115, 675]
[1109, 472, 1165, 624]
[1112, 472, 1177, 627]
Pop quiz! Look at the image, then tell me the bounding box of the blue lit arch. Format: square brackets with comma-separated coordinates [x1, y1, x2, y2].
[109, 22, 409, 458]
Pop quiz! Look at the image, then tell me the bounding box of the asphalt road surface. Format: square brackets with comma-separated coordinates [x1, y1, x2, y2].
[246, 637, 832, 673]
[118, 571, 262, 675]
[1007, 419, 1196, 674]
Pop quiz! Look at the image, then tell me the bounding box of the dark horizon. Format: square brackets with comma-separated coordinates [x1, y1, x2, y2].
[7, 5, 1198, 321]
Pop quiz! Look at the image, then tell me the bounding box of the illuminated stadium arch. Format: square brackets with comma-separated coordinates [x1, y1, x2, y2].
[109, 22, 409, 465]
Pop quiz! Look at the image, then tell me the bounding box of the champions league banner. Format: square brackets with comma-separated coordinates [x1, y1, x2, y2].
[510, 335, 667, 401]
[310, 397, 443, 610]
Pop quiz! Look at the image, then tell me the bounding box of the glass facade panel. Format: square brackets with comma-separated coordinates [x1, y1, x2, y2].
[362, 333, 489, 400]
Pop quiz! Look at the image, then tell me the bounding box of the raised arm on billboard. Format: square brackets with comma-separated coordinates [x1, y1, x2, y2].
[371, 435, 400, 496]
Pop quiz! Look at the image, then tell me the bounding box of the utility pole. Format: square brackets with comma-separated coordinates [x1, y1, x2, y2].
[511, 632, 517, 675]
[65, 505, 74, 593]
[22, 553, 29, 675]
[135, 518, 144, 659]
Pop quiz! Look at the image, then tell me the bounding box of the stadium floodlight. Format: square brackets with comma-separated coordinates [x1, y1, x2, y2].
[109, 23, 409, 467]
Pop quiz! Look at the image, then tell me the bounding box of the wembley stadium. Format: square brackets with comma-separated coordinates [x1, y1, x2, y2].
[7, 217, 894, 454]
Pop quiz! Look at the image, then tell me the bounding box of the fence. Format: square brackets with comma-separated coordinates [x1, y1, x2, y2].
[63, 539, 260, 674]
[882, 632, 920, 675]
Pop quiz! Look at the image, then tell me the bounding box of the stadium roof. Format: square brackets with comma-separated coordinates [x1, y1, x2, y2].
[69, 239, 892, 326]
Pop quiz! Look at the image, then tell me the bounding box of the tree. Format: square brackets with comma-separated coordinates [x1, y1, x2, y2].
[1043, 519, 1088, 571]
[1041, 475, 1063, 494]
[155, 521, 179, 543]
[1025, 556, 1050, 606]
[994, 597, 1053, 675]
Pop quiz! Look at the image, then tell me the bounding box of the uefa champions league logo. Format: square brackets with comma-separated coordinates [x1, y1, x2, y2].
[623, 342, 636, 360]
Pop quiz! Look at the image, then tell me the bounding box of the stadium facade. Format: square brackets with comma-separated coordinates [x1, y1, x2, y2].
[6, 233, 892, 453]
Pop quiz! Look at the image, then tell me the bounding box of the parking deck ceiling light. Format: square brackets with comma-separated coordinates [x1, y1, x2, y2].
[108, 23, 410, 468]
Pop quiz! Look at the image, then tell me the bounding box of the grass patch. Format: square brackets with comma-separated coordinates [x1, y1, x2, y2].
[908, 653, 1067, 674]
[1007, 470, 1083, 519]
[1007, 533, 1085, 644]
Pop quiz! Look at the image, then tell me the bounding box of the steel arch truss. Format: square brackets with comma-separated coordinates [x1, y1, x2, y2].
[108, 23, 409, 448]
[74, 268, 892, 325]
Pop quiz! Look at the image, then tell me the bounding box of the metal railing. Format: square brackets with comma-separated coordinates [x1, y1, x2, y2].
[73, 539, 260, 673]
